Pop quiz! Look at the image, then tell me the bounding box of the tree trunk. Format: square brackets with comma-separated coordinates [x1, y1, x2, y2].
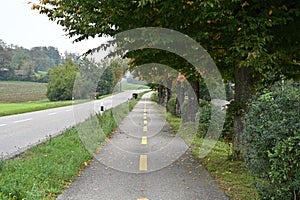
[233, 66, 254, 159]
[185, 80, 199, 123]
[158, 85, 166, 105]
[176, 81, 184, 117]
[166, 77, 173, 112]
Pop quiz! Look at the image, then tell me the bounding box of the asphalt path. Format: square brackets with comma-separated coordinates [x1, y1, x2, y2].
[57, 92, 228, 200]
[0, 90, 145, 160]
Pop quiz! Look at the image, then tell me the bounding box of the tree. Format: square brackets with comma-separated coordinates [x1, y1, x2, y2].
[96, 67, 114, 96]
[47, 59, 78, 101]
[0, 43, 13, 80]
[33, 0, 300, 156]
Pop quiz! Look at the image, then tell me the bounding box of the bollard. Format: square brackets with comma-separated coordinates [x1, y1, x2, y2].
[132, 93, 138, 99]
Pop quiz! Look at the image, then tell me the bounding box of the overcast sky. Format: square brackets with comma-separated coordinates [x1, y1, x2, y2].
[0, 0, 106, 55]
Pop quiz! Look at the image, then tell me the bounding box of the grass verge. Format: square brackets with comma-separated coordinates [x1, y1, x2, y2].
[0, 100, 75, 117]
[0, 92, 146, 199]
[165, 112, 258, 200]
[0, 94, 112, 117]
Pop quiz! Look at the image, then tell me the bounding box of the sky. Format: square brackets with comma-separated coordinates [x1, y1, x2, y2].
[0, 0, 106, 55]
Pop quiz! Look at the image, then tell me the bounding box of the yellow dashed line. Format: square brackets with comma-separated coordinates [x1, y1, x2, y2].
[144, 120, 147, 125]
[144, 115, 147, 120]
[137, 198, 148, 200]
[143, 126, 148, 132]
[141, 136, 147, 144]
[139, 155, 147, 171]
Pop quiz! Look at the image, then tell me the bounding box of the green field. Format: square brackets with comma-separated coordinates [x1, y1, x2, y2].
[0, 81, 149, 117]
[114, 81, 149, 91]
[0, 100, 76, 117]
[0, 81, 47, 103]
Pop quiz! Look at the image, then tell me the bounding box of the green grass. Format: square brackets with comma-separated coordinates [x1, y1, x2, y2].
[114, 81, 149, 91]
[0, 81, 47, 103]
[165, 112, 259, 200]
[0, 92, 146, 199]
[0, 100, 76, 117]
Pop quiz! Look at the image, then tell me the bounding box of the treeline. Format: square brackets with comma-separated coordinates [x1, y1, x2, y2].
[0, 39, 77, 82]
[47, 58, 124, 101]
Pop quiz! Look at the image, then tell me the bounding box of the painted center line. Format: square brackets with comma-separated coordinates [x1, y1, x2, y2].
[14, 118, 32, 123]
[139, 155, 148, 171]
[144, 115, 147, 120]
[0, 124, 7, 127]
[143, 126, 148, 132]
[48, 112, 57, 116]
[141, 136, 147, 145]
[144, 120, 147, 125]
[137, 198, 148, 200]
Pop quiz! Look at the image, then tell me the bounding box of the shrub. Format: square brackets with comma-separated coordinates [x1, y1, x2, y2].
[167, 97, 176, 115]
[47, 59, 78, 101]
[244, 80, 300, 200]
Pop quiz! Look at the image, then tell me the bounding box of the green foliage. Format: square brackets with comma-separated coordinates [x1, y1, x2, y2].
[0, 40, 63, 82]
[151, 92, 158, 103]
[196, 100, 211, 138]
[166, 97, 176, 115]
[97, 67, 114, 96]
[244, 80, 300, 199]
[47, 59, 78, 101]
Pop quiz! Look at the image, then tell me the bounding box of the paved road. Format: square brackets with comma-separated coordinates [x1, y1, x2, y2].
[0, 90, 144, 160]
[57, 93, 228, 200]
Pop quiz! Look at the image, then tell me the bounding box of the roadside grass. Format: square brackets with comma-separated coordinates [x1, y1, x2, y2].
[0, 92, 146, 199]
[0, 100, 75, 117]
[0, 81, 47, 103]
[0, 94, 111, 117]
[165, 112, 258, 200]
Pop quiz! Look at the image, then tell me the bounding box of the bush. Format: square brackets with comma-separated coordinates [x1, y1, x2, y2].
[47, 59, 78, 101]
[244, 80, 300, 200]
[167, 97, 176, 115]
[151, 92, 158, 103]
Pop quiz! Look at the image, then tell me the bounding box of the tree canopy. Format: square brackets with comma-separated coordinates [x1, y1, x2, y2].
[32, 0, 300, 155]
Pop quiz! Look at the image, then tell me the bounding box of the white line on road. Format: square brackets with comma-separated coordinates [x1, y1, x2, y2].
[65, 109, 72, 112]
[14, 118, 32, 123]
[48, 112, 57, 116]
[0, 124, 7, 127]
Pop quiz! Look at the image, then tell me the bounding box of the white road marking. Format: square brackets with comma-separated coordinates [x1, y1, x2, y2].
[48, 112, 57, 116]
[14, 118, 32, 123]
[0, 124, 7, 127]
[65, 109, 72, 112]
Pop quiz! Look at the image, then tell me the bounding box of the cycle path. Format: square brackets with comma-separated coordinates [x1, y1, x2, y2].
[57, 92, 228, 200]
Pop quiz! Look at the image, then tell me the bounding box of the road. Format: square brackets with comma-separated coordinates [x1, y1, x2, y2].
[0, 90, 144, 160]
[57, 93, 228, 200]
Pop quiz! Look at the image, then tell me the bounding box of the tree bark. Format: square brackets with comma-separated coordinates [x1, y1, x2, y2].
[233, 66, 254, 159]
[176, 80, 184, 117]
[185, 80, 199, 123]
[158, 85, 166, 105]
[166, 77, 173, 112]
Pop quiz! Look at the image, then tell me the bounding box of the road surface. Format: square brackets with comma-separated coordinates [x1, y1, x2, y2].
[57, 92, 228, 200]
[0, 90, 145, 160]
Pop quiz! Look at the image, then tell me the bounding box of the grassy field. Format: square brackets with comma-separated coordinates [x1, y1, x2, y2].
[0, 81, 48, 103]
[0, 92, 145, 199]
[0, 81, 148, 117]
[114, 81, 149, 91]
[0, 99, 76, 117]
